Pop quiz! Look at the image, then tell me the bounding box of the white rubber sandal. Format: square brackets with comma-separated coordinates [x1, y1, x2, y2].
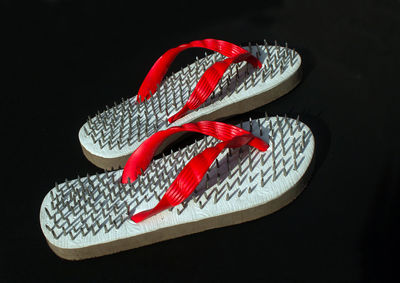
[41, 114, 314, 260]
[78, 39, 302, 170]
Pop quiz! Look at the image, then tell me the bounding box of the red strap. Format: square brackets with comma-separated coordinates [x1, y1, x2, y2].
[131, 133, 264, 223]
[168, 53, 262, 123]
[121, 121, 268, 183]
[137, 39, 259, 102]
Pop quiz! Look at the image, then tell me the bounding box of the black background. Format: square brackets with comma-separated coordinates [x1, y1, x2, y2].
[2, 0, 399, 282]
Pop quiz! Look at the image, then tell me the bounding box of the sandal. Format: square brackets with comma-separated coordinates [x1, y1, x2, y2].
[78, 39, 302, 170]
[41, 114, 314, 260]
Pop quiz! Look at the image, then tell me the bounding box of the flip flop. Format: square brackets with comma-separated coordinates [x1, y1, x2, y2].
[41, 114, 314, 260]
[78, 39, 302, 170]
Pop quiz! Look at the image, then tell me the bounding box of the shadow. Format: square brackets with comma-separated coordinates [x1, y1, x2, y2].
[295, 46, 317, 82]
[361, 155, 400, 282]
[292, 111, 331, 178]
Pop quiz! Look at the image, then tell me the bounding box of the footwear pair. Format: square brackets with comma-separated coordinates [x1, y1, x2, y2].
[40, 39, 314, 260]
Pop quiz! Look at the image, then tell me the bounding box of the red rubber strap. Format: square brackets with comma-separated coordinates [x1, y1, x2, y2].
[121, 121, 268, 183]
[168, 53, 262, 123]
[131, 134, 255, 223]
[137, 39, 258, 102]
[131, 133, 268, 223]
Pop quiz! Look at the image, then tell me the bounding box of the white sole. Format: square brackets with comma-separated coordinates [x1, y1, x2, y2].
[42, 115, 314, 260]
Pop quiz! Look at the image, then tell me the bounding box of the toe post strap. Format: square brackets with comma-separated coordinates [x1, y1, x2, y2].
[168, 52, 262, 123]
[137, 39, 258, 102]
[121, 121, 269, 223]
